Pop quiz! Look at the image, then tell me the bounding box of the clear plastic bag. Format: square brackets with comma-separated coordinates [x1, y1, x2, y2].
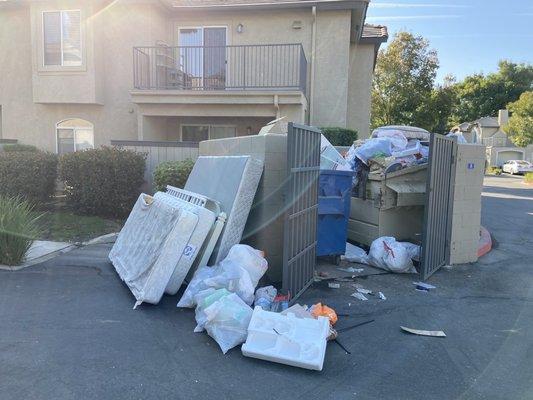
[203, 293, 253, 354]
[399, 242, 421, 262]
[369, 236, 416, 273]
[193, 288, 232, 333]
[177, 244, 268, 308]
[254, 286, 277, 311]
[341, 242, 370, 264]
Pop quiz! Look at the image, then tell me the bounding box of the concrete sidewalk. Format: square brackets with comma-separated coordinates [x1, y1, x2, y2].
[0, 175, 532, 400]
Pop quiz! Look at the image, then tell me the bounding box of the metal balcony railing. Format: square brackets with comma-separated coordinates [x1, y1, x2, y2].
[133, 44, 307, 93]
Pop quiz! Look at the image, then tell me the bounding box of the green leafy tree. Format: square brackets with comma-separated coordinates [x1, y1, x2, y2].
[450, 61, 533, 125]
[504, 91, 533, 147]
[425, 75, 458, 133]
[371, 31, 439, 130]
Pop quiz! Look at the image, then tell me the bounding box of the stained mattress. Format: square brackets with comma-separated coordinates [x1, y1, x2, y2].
[184, 156, 264, 264]
[109, 194, 198, 307]
[153, 191, 216, 295]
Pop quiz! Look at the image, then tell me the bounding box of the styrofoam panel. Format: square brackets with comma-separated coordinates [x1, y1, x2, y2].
[153, 192, 216, 295]
[109, 194, 198, 307]
[184, 156, 263, 264]
[241, 306, 330, 371]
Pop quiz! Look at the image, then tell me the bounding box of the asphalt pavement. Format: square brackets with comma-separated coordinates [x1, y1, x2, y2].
[1, 175, 532, 400]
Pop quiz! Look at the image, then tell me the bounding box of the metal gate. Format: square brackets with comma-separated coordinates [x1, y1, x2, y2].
[419, 134, 458, 280]
[282, 123, 321, 301]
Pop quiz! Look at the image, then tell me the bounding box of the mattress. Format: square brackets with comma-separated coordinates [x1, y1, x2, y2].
[153, 191, 216, 295]
[109, 194, 198, 308]
[184, 156, 264, 264]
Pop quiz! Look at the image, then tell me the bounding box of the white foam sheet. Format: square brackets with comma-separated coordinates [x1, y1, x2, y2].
[153, 192, 216, 295]
[109, 194, 198, 307]
[184, 156, 263, 264]
[241, 306, 330, 371]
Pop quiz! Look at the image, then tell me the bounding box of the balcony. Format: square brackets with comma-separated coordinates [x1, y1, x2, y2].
[133, 43, 307, 93]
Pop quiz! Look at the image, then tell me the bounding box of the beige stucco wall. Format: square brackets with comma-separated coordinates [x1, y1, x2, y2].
[347, 42, 375, 138]
[0, 1, 376, 150]
[0, 1, 170, 151]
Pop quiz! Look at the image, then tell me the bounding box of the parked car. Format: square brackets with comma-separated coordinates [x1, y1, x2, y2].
[502, 160, 533, 175]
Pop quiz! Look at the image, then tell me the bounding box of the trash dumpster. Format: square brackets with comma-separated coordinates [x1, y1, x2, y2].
[317, 170, 353, 259]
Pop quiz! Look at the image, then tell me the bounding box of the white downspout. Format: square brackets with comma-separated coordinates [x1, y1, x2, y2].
[309, 6, 317, 125]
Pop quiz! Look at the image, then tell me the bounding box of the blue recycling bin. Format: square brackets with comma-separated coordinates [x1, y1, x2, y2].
[317, 170, 353, 258]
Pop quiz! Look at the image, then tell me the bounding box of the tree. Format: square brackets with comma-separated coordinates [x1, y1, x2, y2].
[371, 31, 439, 130]
[450, 61, 533, 125]
[504, 91, 533, 147]
[425, 75, 458, 133]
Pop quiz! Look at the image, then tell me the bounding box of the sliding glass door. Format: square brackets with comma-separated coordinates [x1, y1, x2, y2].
[178, 27, 227, 90]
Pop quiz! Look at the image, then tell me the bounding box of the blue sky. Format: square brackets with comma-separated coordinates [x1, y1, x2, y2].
[366, 0, 533, 83]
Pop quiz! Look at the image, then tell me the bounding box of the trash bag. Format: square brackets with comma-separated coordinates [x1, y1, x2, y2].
[368, 236, 416, 273]
[341, 242, 370, 264]
[446, 132, 468, 144]
[203, 292, 253, 354]
[177, 244, 268, 308]
[193, 288, 232, 333]
[372, 129, 408, 152]
[399, 242, 421, 262]
[353, 138, 393, 165]
[254, 286, 277, 311]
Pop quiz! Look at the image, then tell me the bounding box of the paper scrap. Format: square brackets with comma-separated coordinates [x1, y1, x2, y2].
[413, 282, 436, 290]
[401, 326, 446, 337]
[338, 267, 364, 273]
[351, 292, 368, 301]
[328, 282, 341, 289]
[356, 288, 373, 295]
[378, 291, 386, 300]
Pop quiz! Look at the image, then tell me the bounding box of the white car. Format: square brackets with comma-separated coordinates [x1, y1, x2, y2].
[502, 160, 533, 175]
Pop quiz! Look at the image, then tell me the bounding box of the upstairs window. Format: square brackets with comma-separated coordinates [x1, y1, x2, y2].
[43, 10, 82, 67]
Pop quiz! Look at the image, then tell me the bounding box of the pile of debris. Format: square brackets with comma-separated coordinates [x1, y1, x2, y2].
[344, 125, 430, 192]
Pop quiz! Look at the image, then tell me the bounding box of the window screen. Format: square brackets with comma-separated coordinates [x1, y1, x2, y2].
[43, 11, 62, 66]
[62, 11, 82, 66]
[57, 129, 75, 154]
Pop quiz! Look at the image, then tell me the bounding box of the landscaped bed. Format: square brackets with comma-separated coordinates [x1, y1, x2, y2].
[35, 208, 123, 243]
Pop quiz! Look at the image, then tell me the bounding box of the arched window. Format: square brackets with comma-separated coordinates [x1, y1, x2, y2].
[56, 118, 94, 154]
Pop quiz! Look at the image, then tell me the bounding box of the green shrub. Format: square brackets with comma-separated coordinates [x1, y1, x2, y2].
[525, 172, 533, 184]
[320, 127, 358, 146]
[0, 151, 58, 204]
[0, 196, 43, 266]
[2, 144, 40, 153]
[486, 166, 502, 175]
[58, 147, 146, 218]
[153, 159, 195, 192]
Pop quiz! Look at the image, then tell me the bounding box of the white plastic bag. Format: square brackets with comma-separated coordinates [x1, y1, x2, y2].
[354, 138, 393, 165]
[372, 129, 408, 151]
[399, 242, 421, 262]
[203, 292, 253, 354]
[368, 236, 416, 273]
[254, 286, 277, 310]
[341, 242, 370, 265]
[177, 244, 268, 308]
[193, 288, 232, 333]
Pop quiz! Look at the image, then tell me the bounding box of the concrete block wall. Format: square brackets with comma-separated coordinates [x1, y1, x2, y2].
[199, 134, 288, 282]
[449, 144, 486, 264]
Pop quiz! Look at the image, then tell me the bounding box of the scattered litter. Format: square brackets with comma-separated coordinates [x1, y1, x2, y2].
[281, 304, 312, 319]
[314, 271, 330, 281]
[341, 243, 370, 265]
[400, 326, 446, 337]
[320, 135, 352, 171]
[351, 292, 368, 301]
[203, 292, 254, 353]
[413, 282, 436, 291]
[242, 306, 330, 371]
[254, 286, 277, 311]
[177, 244, 268, 308]
[328, 282, 341, 289]
[368, 236, 416, 273]
[337, 319, 375, 333]
[310, 303, 338, 325]
[378, 291, 387, 300]
[356, 288, 373, 295]
[338, 266, 364, 273]
[271, 292, 290, 312]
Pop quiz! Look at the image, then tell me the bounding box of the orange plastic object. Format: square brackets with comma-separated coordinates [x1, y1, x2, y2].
[311, 303, 338, 325]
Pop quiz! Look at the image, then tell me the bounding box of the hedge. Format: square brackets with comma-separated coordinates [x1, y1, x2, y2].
[59, 147, 146, 218]
[320, 127, 358, 146]
[153, 159, 195, 192]
[0, 151, 58, 204]
[2, 144, 40, 153]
